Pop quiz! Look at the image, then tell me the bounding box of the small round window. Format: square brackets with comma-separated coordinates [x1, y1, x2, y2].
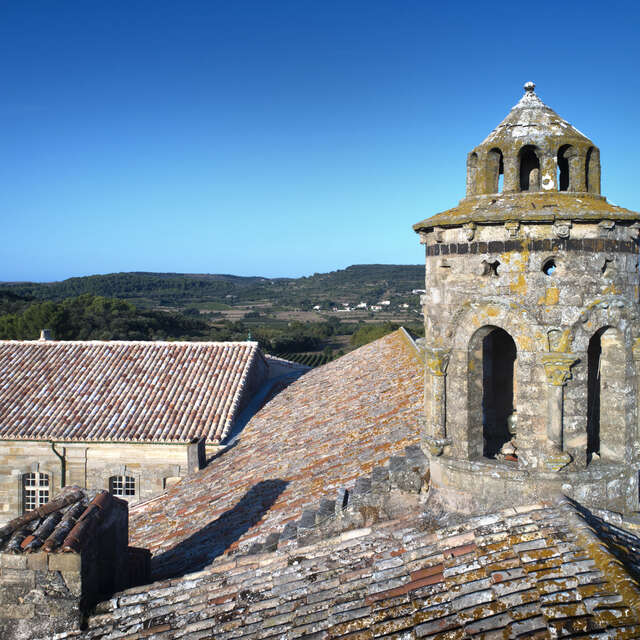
[542, 259, 556, 276]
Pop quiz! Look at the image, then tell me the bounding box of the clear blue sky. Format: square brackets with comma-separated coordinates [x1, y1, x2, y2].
[2, 1, 639, 282]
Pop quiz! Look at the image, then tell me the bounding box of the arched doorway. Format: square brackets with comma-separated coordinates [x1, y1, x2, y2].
[468, 326, 517, 459]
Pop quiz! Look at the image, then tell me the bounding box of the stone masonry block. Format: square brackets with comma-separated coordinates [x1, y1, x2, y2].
[316, 499, 335, 524]
[0, 554, 27, 569]
[262, 533, 280, 552]
[370, 467, 390, 493]
[0, 568, 35, 588]
[405, 445, 428, 473]
[48, 552, 81, 573]
[388, 456, 407, 475]
[352, 477, 371, 495]
[280, 522, 297, 541]
[298, 510, 317, 531]
[0, 603, 35, 619]
[26, 553, 48, 571]
[348, 478, 372, 510]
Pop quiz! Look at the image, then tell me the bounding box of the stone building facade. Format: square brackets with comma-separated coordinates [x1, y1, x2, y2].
[414, 83, 640, 515]
[0, 339, 297, 524]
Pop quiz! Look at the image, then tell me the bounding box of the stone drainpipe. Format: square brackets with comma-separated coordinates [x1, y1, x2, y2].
[50, 441, 66, 488]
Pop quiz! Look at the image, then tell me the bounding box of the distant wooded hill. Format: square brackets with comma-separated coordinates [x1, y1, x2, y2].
[3, 265, 424, 309]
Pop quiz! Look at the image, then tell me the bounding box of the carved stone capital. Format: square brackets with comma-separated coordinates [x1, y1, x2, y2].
[425, 347, 450, 377]
[598, 219, 615, 237]
[542, 353, 578, 386]
[505, 220, 520, 239]
[463, 222, 476, 241]
[628, 222, 640, 240]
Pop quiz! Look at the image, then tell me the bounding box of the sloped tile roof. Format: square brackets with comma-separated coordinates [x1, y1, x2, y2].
[77, 501, 640, 639]
[0, 340, 262, 443]
[128, 329, 425, 579]
[0, 487, 123, 554]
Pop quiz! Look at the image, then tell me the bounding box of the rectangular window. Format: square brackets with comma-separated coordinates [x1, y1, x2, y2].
[22, 472, 50, 513]
[109, 475, 136, 497]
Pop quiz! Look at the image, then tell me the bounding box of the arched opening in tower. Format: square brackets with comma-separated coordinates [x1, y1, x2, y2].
[587, 327, 625, 463]
[557, 144, 574, 191]
[585, 146, 600, 194]
[467, 152, 479, 196]
[481, 328, 517, 458]
[519, 145, 540, 191]
[487, 148, 504, 193]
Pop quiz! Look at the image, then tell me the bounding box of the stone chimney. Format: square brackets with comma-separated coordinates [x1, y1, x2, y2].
[39, 329, 52, 341]
[187, 436, 206, 474]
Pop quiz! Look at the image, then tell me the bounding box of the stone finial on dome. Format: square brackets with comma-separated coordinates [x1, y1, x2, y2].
[514, 81, 545, 108]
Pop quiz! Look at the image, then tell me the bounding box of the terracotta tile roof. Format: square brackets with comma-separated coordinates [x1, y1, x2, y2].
[79, 500, 640, 639]
[0, 487, 123, 554]
[0, 340, 263, 443]
[128, 329, 425, 579]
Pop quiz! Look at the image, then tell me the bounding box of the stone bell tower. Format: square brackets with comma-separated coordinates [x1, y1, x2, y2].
[413, 82, 640, 515]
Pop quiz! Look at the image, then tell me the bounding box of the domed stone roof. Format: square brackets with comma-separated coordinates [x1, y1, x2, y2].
[478, 82, 593, 151]
[414, 83, 640, 231]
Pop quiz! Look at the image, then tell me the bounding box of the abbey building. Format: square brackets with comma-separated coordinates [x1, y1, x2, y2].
[2, 84, 640, 639]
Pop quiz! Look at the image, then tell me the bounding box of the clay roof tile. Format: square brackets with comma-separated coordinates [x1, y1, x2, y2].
[0, 341, 261, 443]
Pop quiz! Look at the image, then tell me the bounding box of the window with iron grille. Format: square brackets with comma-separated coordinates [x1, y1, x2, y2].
[22, 472, 50, 513]
[109, 475, 136, 496]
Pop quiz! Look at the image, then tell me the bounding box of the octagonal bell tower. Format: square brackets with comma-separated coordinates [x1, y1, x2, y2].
[414, 83, 640, 515]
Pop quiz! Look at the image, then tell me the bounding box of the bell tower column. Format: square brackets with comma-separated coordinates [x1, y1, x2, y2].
[541, 353, 578, 471]
[424, 346, 451, 456]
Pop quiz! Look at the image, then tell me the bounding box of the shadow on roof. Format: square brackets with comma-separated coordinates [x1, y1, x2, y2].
[151, 479, 289, 580]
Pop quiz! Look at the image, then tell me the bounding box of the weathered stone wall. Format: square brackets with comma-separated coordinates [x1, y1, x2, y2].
[0, 497, 130, 640]
[0, 441, 195, 525]
[0, 550, 83, 640]
[420, 219, 640, 515]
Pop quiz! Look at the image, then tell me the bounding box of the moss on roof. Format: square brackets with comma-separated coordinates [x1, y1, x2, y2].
[413, 191, 640, 231]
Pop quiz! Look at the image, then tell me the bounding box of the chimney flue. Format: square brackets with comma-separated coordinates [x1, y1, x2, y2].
[39, 329, 52, 341]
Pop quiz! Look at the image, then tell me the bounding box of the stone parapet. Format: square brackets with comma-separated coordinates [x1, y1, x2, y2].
[429, 455, 636, 516]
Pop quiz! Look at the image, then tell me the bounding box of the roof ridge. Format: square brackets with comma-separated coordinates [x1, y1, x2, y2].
[396, 326, 424, 364]
[557, 498, 640, 614]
